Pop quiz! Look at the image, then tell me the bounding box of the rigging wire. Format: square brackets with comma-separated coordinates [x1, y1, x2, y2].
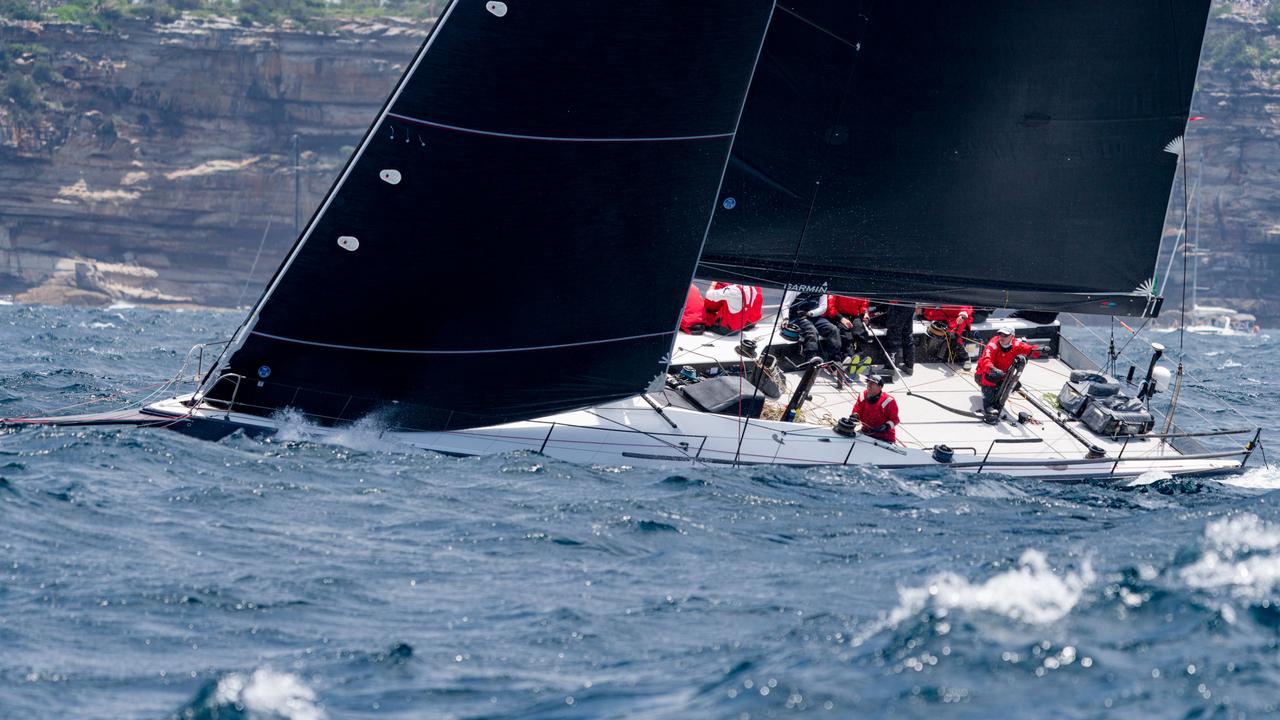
[236, 220, 272, 309]
[729, 5, 874, 464]
[732, 180, 826, 466]
[1167, 0, 1192, 358]
[1178, 142, 1190, 356]
[1108, 316, 1116, 376]
[868, 329, 982, 419]
[1063, 312, 1262, 464]
[1115, 317, 1154, 359]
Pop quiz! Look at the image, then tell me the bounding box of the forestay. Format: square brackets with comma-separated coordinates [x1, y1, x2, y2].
[699, 0, 1212, 316]
[202, 0, 776, 431]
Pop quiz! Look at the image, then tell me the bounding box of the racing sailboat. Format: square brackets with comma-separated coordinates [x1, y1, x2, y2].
[7, 0, 1264, 480]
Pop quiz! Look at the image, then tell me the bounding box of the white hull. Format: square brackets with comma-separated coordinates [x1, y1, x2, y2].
[143, 392, 1243, 481]
[143, 320, 1252, 482]
[1186, 326, 1237, 336]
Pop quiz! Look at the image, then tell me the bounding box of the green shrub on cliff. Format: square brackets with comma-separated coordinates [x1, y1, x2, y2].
[1266, 4, 1280, 28]
[31, 62, 58, 85]
[234, 0, 320, 26]
[1205, 33, 1257, 72]
[126, 1, 179, 23]
[4, 74, 40, 110]
[0, 0, 39, 21]
[50, 1, 112, 31]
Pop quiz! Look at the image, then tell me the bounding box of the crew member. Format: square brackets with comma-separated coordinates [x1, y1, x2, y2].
[826, 294, 873, 370]
[679, 284, 707, 334]
[921, 304, 973, 368]
[785, 290, 841, 363]
[704, 282, 763, 335]
[851, 373, 899, 443]
[974, 327, 1043, 421]
[882, 302, 917, 376]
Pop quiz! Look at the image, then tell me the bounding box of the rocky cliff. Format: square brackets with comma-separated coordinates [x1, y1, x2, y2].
[1179, 7, 1280, 323]
[0, 14, 426, 307]
[1, 6, 1278, 321]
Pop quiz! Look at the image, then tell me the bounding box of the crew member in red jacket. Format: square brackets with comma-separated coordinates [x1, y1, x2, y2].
[704, 282, 763, 334]
[851, 373, 900, 443]
[679, 284, 707, 333]
[826, 294, 873, 369]
[974, 327, 1042, 421]
[921, 304, 973, 368]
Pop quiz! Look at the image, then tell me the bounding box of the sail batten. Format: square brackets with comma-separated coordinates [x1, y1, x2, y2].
[383, 112, 737, 144]
[249, 330, 675, 356]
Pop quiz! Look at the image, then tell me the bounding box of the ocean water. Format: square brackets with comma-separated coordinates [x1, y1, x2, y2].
[1, 303, 1279, 719]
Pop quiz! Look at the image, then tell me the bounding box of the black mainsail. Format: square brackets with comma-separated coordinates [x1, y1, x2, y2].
[202, 1, 777, 431]
[699, 0, 1212, 316]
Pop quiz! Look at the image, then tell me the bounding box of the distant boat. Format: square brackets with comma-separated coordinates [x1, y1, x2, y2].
[5, 0, 1263, 481]
[1182, 305, 1259, 336]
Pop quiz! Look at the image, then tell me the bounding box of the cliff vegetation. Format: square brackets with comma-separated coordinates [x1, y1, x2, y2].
[0, 1, 1277, 322]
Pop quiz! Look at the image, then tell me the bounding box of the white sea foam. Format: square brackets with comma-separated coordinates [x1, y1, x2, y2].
[962, 478, 1030, 499]
[214, 668, 325, 720]
[270, 408, 410, 454]
[271, 408, 326, 443]
[326, 414, 411, 454]
[1179, 513, 1280, 601]
[876, 550, 1095, 633]
[1125, 470, 1172, 487]
[1217, 466, 1280, 490]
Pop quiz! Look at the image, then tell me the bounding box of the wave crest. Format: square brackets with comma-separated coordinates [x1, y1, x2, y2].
[1180, 513, 1280, 601]
[172, 667, 325, 720]
[882, 550, 1095, 630]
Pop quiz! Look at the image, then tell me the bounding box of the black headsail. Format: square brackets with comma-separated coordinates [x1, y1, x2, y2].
[699, 0, 1212, 316]
[202, 0, 776, 431]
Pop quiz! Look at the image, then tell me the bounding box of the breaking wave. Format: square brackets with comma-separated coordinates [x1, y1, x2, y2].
[1216, 466, 1280, 490]
[870, 549, 1095, 639]
[268, 408, 413, 454]
[172, 668, 325, 720]
[1179, 513, 1280, 602]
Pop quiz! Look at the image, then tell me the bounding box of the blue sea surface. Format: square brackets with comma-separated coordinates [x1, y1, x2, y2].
[1, 304, 1279, 719]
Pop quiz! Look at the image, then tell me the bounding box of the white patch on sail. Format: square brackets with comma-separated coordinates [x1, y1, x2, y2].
[1134, 277, 1156, 296]
[337, 236, 360, 252]
[1163, 136, 1184, 156]
[379, 169, 402, 185]
[486, 1, 507, 17]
